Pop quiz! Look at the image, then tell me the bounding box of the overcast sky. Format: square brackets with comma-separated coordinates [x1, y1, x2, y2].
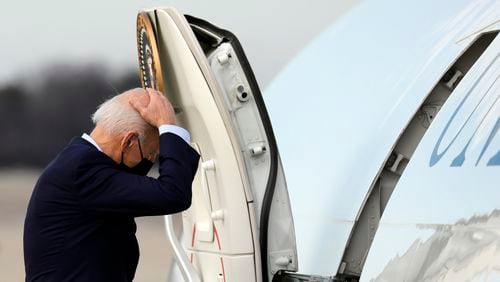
[1, 0, 359, 89]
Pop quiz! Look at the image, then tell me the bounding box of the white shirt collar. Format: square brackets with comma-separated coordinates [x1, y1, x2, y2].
[81, 133, 103, 152]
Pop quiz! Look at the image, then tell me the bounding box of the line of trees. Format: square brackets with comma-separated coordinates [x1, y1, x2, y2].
[0, 63, 140, 168]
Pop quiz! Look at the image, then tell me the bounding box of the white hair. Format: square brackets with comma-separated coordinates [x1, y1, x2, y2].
[91, 88, 153, 140]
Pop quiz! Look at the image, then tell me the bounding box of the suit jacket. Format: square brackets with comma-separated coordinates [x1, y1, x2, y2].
[23, 132, 200, 281]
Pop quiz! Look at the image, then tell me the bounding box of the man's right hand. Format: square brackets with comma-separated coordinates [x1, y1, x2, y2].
[130, 88, 177, 128]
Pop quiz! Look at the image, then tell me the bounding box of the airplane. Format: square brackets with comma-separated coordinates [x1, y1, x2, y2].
[135, 0, 500, 281]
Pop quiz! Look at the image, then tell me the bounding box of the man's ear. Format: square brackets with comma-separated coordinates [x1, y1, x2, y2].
[120, 132, 138, 150]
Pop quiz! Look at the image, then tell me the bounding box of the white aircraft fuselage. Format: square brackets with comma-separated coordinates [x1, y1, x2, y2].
[136, 0, 500, 281]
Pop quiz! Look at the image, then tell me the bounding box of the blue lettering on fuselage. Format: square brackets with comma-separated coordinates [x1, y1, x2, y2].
[430, 55, 499, 167]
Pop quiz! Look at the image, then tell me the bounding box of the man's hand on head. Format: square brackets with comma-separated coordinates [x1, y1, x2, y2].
[130, 88, 177, 128]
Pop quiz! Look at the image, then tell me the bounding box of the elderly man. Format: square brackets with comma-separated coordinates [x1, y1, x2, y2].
[23, 88, 200, 281]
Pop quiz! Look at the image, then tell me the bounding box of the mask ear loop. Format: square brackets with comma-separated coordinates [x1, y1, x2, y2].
[120, 138, 128, 164]
[137, 138, 145, 160]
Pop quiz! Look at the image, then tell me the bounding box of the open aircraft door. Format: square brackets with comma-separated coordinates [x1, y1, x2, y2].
[136, 7, 297, 282]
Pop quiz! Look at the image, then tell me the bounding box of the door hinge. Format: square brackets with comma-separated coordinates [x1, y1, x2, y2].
[272, 271, 340, 282]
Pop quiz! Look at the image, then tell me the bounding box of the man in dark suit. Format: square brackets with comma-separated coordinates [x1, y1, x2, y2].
[23, 88, 200, 281]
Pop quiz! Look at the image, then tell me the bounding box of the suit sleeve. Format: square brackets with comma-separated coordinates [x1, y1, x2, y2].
[76, 133, 200, 217]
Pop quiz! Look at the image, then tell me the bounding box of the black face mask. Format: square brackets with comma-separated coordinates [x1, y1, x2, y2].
[119, 138, 154, 176]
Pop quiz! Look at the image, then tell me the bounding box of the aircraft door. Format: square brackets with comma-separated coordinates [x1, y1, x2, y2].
[136, 8, 297, 282]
